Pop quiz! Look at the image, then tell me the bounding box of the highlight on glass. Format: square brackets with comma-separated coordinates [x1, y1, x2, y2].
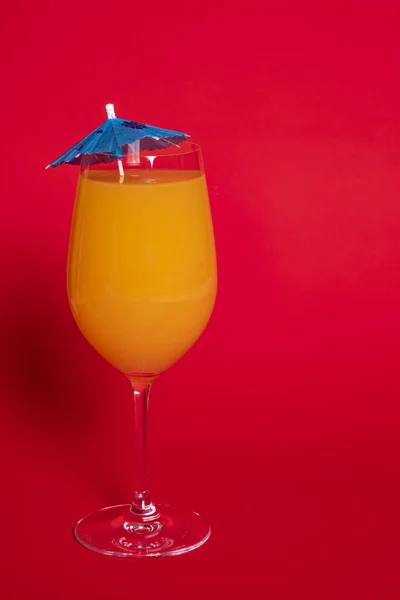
[47, 105, 217, 557]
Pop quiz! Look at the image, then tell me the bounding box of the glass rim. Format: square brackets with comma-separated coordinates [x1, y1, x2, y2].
[79, 141, 204, 172]
[84, 141, 202, 159]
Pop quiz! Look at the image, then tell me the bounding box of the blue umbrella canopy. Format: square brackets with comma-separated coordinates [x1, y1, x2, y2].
[47, 104, 188, 171]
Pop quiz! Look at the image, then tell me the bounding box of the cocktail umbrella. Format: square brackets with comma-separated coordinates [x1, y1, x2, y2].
[47, 104, 188, 177]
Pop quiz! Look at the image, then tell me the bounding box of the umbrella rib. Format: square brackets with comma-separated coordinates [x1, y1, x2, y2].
[159, 138, 180, 147]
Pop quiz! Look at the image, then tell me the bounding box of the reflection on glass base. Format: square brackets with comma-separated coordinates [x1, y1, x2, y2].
[74, 504, 210, 558]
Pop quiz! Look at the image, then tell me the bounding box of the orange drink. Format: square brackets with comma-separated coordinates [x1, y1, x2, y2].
[68, 167, 217, 377]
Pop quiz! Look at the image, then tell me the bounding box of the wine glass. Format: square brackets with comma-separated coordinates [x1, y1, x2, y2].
[67, 142, 217, 557]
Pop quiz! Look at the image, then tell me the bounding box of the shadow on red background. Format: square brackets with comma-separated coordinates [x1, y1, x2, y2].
[0, 254, 131, 503]
[1, 259, 91, 428]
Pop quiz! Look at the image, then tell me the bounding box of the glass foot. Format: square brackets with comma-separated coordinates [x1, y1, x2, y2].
[74, 504, 211, 557]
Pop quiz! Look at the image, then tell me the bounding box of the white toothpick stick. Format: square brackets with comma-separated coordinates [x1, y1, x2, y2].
[105, 103, 124, 180]
[117, 160, 124, 179]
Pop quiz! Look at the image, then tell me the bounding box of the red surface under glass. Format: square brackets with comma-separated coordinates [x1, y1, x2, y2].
[1, 0, 400, 598]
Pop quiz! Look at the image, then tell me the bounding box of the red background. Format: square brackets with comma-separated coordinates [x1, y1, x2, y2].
[1, 1, 400, 597]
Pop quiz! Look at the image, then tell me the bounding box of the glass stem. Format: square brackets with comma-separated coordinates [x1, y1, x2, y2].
[130, 381, 155, 515]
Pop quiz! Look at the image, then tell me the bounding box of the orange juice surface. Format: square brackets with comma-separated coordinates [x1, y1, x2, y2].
[67, 169, 217, 377]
